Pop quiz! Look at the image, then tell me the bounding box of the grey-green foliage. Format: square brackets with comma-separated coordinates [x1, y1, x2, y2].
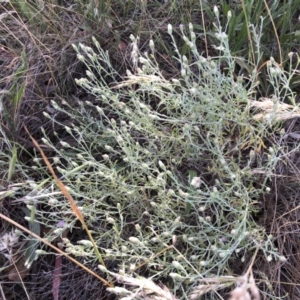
[30, 8, 291, 299]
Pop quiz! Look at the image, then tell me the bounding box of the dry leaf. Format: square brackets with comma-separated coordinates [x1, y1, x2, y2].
[8, 254, 29, 281]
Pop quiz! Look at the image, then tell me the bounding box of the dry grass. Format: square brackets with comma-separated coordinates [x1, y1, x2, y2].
[257, 119, 300, 298]
[0, 2, 86, 151]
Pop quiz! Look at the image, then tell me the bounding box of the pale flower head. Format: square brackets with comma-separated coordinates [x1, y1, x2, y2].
[0, 231, 19, 252]
[191, 177, 202, 188]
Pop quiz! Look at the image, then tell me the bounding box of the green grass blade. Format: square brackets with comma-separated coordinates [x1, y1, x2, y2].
[8, 144, 17, 181]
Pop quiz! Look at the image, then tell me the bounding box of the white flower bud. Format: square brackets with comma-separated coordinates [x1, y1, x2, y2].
[92, 36, 100, 48]
[158, 160, 166, 170]
[151, 237, 160, 242]
[98, 264, 107, 272]
[149, 39, 154, 51]
[35, 249, 48, 255]
[279, 255, 287, 262]
[86, 70, 94, 78]
[104, 145, 113, 151]
[60, 141, 70, 148]
[179, 189, 189, 198]
[102, 154, 109, 161]
[161, 231, 171, 237]
[167, 189, 175, 196]
[191, 177, 201, 188]
[43, 112, 51, 118]
[267, 255, 272, 262]
[148, 114, 159, 119]
[129, 237, 140, 244]
[48, 198, 58, 205]
[172, 235, 177, 245]
[199, 56, 207, 63]
[139, 57, 148, 65]
[77, 240, 93, 247]
[106, 217, 115, 224]
[72, 44, 78, 52]
[77, 54, 85, 62]
[213, 5, 219, 18]
[129, 34, 135, 42]
[227, 10, 232, 20]
[211, 245, 217, 251]
[118, 269, 125, 275]
[172, 261, 185, 272]
[107, 287, 130, 295]
[174, 216, 181, 224]
[42, 138, 50, 145]
[169, 272, 184, 280]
